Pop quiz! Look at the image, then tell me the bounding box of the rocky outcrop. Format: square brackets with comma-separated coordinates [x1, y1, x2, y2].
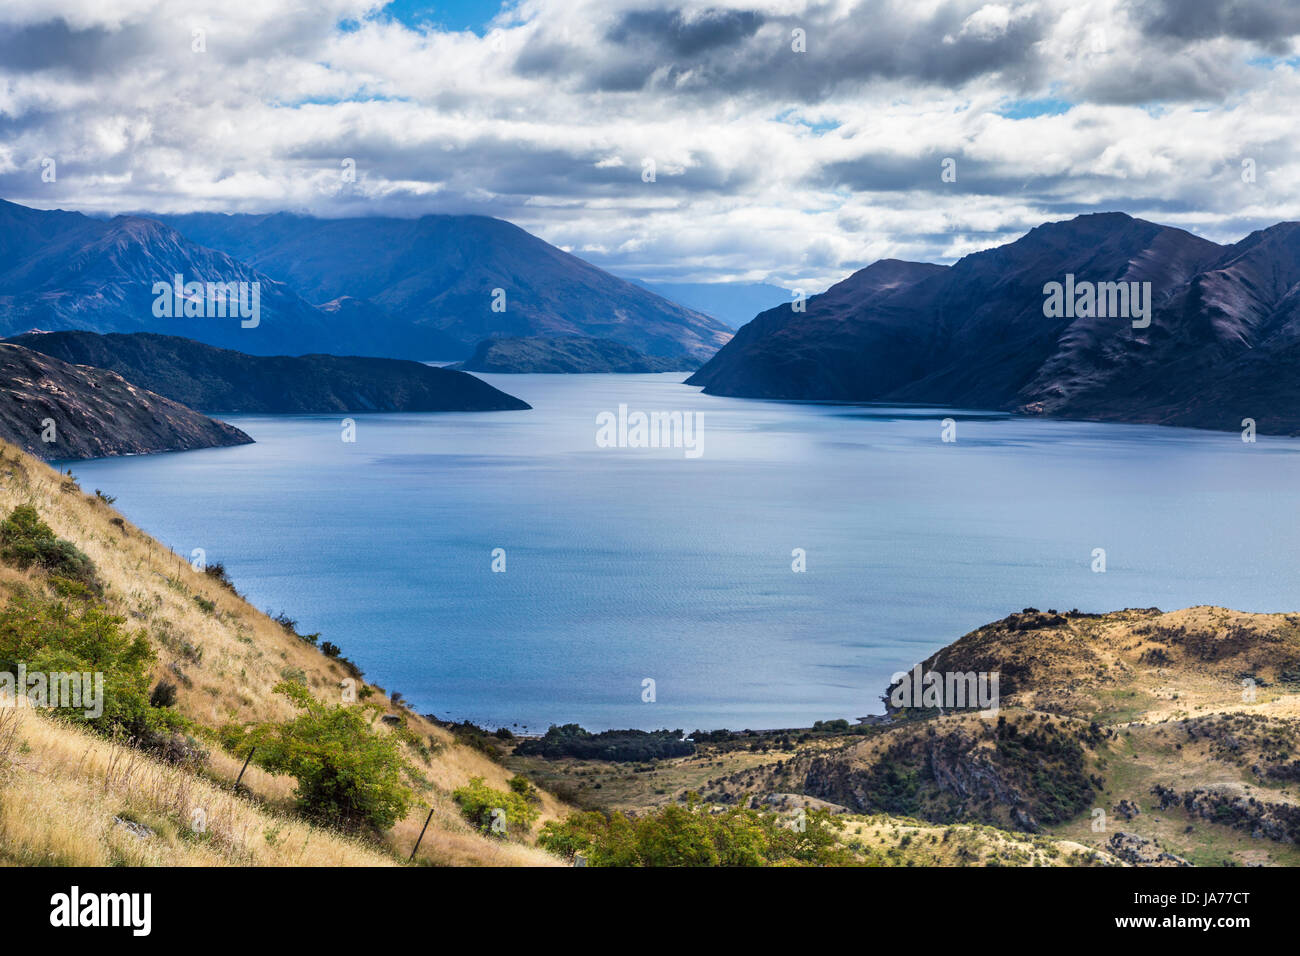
[1106, 832, 1190, 866]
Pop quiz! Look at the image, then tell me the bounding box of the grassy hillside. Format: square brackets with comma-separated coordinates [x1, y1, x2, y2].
[669, 608, 1300, 866]
[0, 439, 564, 866]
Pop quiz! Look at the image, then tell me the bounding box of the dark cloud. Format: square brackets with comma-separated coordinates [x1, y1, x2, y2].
[515, 2, 1049, 102]
[0, 19, 152, 76]
[606, 8, 765, 57]
[1132, 0, 1300, 49]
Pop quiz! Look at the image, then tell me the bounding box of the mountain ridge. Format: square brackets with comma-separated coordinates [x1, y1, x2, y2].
[155, 209, 733, 361]
[687, 212, 1300, 432]
[0, 199, 732, 363]
[5, 330, 532, 414]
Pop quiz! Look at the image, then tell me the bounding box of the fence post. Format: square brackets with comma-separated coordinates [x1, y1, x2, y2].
[409, 807, 436, 863]
[235, 746, 256, 788]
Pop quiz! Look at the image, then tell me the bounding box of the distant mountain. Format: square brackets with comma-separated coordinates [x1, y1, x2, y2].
[6, 331, 531, 413]
[0, 343, 252, 460]
[453, 336, 690, 373]
[155, 211, 734, 362]
[687, 213, 1300, 433]
[631, 279, 792, 329]
[0, 199, 459, 359]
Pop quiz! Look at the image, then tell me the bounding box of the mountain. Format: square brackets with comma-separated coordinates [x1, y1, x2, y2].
[6, 330, 531, 413]
[155, 211, 734, 362]
[453, 335, 690, 373]
[0, 343, 252, 460]
[0, 199, 460, 359]
[631, 279, 792, 329]
[686, 213, 1300, 432]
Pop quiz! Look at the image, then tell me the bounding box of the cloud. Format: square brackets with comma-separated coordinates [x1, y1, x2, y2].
[1133, 0, 1300, 49]
[0, 0, 1298, 293]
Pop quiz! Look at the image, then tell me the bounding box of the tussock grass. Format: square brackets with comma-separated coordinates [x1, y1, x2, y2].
[0, 706, 395, 866]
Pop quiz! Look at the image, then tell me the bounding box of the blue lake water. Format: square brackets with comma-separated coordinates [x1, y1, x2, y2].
[63, 373, 1300, 732]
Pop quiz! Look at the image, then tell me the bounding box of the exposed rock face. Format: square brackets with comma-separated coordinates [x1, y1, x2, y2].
[797, 713, 1097, 834]
[689, 212, 1300, 434]
[453, 335, 693, 373]
[0, 343, 252, 460]
[6, 330, 531, 413]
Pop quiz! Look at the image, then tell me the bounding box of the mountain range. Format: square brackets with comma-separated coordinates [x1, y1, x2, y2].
[689, 212, 1300, 434]
[0, 199, 732, 363]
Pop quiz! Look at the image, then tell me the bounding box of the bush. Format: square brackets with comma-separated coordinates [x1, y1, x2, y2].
[0, 505, 98, 590]
[435, 720, 505, 761]
[508, 773, 540, 803]
[220, 682, 412, 830]
[538, 799, 851, 866]
[150, 680, 179, 708]
[452, 776, 540, 836]
[202, 562, 237, 592]
[0, 592, 160, 739]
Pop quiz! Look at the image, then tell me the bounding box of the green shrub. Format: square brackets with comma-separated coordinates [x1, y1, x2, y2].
[220, 682, 412, 830]
[538, 799, 851, 866]
[452, 776, 540, 836]
[0, 505, 98, 590]
[508, 773, 540, 803]
[0, 592, 160, 739]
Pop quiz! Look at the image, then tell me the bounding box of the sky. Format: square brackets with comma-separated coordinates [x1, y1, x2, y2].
[1, 0, 1299, 291]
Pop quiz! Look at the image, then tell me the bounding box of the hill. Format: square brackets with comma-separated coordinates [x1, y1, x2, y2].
[0, 200, 447, 359]
[0, 343, 251, 460]
[0, 438, 567, 865]
[6, 331, 531, 413]
[690, 607, 1300, 866]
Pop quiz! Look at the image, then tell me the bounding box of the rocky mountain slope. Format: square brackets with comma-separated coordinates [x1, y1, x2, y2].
[157, 210, 733, 362]
[453, 335, 690, 373]
[688, 213, 1300, 434]
[6, 330, 531, 413]
[0, 199, 449, 358]
[0, 343, 251, 460]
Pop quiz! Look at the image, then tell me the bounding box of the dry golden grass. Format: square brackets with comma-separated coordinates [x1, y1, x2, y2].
[0, 706, 395, 866]
[0, 439, 568, 866]
[840, 814, 1120, 867]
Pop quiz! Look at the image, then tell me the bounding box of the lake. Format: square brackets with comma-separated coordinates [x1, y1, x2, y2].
[62, 373, 1300, 732]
